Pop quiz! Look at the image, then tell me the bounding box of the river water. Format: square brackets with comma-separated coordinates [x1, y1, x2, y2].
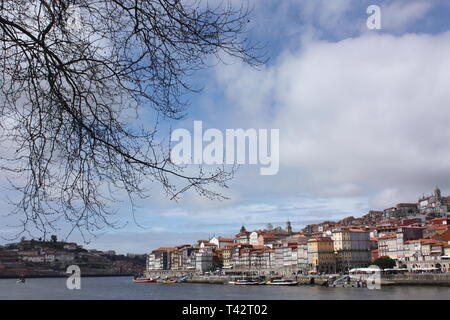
[0, 276, 449, 300]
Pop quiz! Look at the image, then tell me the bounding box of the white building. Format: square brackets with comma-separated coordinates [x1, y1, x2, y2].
[195, 250, 213, 272]
[147, 248, 173, 270]
[249, 232, 260, 246]
[209, 237, 235, 249]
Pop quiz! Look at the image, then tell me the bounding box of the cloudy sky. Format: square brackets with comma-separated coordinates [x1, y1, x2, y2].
[2, 0, 450, 253]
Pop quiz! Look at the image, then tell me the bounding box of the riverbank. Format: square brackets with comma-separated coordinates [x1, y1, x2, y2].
[185, 275, 330, 285]
[381, 274, 450, 286]
[147, 270, 450, 287]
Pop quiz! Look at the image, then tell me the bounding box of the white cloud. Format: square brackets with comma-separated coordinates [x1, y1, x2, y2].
[213, 31, 450, 206]
[382, 1, 433, 31]
[83, 231, 211, 254]
[370, 188, 400, 209]
[1, 1, 448, 250]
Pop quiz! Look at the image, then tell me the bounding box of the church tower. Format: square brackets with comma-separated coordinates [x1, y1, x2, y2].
[435, 186, 442, 199]
[286, 221, 292, 234]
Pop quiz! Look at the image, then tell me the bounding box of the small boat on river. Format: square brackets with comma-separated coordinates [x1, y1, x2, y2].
[229, 278, 263, 285]
[133, 276, 157, 283]
[162, 279, 177, 284]
[16, 277, 26, 284]
[266, 277, 298, 286]
[176, 275, 189, 283]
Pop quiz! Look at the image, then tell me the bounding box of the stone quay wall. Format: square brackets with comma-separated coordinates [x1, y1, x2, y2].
[145, 269, 202, 278]
[382, 274, 450, 286]
[146, 267, 330, 285]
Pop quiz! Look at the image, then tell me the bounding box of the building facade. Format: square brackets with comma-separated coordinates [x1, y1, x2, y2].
[332, 229, 371, 271]
[307, 237, 336, 274]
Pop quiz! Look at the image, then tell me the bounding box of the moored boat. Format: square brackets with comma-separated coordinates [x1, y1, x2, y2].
[155, 276, 178, 284]
[162, 279, 177, 284]
[176, 275, 189, 283]
[133, 277, 157, 283]
[16, 277, 26, 284]
[266, 277, 298, 286]
[229, 278, 263, 285]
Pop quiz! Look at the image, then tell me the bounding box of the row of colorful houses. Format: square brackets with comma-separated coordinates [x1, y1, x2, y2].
[147, 224, 374, 274]
[147, 217, 450, 274]
[375, 225, 450, 272]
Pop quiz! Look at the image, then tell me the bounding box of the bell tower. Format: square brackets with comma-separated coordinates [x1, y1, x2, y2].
[286, 221, 292, 235]
[435, 186, 442, 199]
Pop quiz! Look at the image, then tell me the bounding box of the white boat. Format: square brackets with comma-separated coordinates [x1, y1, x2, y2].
[229, 278, 262, 285]
[133, 277, 157, 283]
[266, 278, 298, 286]
[16, 278, 26, 284]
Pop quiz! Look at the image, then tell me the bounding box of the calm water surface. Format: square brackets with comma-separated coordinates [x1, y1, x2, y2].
[0, 276, 449, 300]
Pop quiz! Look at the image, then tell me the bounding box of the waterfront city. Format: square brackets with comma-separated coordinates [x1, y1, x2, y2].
[146, 187, 450, 281]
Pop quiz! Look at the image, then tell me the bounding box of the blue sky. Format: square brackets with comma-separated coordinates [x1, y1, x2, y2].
[2, 0, 450, 253]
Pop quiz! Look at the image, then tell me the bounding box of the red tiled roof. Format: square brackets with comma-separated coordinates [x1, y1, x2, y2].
[260, 234, 278, 240]
[153, 247, 176, 252]
[430, 218, 450, 222]
[425, 225, 447, 230]
[218, 238, 235, 242]
[404, 239, 446, 245]
[176, 244, 191, 248]
[251, 245, 265, 250]
[308, 236, 332, 242]
[378, 233, 396, 239]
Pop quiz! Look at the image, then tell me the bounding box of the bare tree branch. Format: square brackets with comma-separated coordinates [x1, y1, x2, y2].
[0, 0, 262, 240]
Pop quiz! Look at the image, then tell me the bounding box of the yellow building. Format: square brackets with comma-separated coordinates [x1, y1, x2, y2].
[222, 244, 237, 269]
[307, 237, 336, 274]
